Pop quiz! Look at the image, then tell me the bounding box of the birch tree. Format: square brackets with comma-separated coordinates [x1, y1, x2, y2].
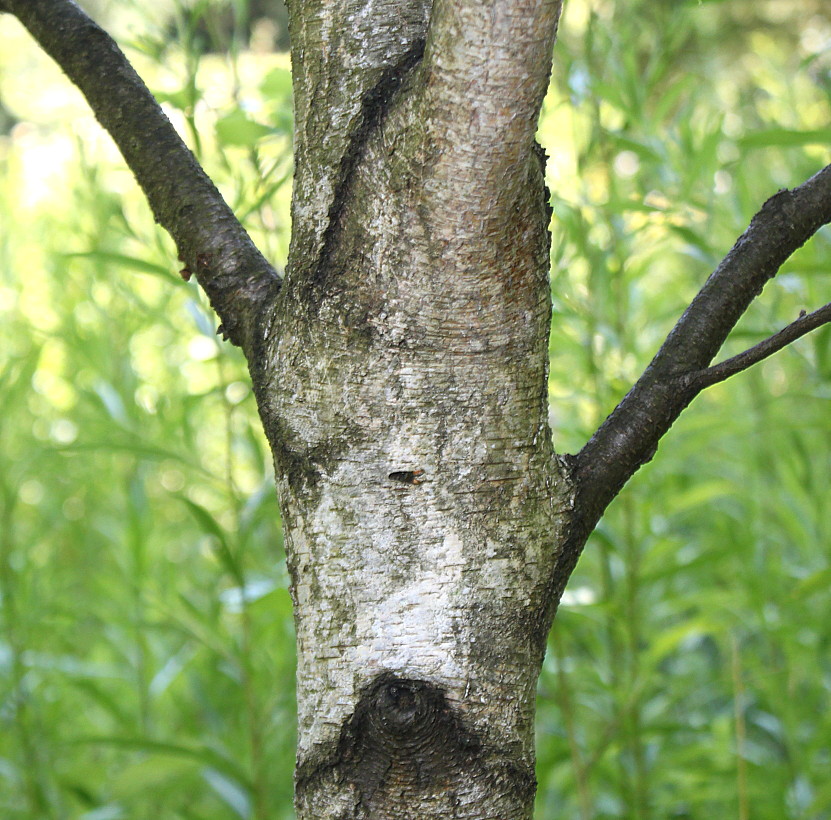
[3, 0, 830, 817]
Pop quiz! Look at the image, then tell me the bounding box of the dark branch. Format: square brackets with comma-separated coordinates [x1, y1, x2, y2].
[571, 163, 831, 537]
[684, 301, 831, 392]
[5, 0, 279, 356]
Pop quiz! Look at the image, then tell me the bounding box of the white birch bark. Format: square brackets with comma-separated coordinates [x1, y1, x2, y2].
[257, 0, 570, 816]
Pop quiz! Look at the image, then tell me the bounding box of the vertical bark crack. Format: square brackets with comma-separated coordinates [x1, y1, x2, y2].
[311, 38, 426, 296]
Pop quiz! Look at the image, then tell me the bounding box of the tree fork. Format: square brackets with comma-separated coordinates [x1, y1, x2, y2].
[266, 2, 571, 811]
[5, 0, 831, 817]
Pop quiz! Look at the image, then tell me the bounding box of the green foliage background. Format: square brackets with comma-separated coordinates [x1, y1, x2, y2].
[0, 1, 829, 818]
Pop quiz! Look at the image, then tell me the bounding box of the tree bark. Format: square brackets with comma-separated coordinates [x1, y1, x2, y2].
[265, 1, 570, 815]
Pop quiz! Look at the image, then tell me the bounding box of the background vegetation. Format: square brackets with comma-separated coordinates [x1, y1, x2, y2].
[0, 0, 829, 817]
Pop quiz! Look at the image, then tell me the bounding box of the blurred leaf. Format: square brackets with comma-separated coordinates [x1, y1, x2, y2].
[64, 438, 212, 476]
[203, 767, 252, 819]
[739, 128, 831, 150]
[180, 497, 244, 586]
[216, 110, 274, 148]
[92, 381, 130, 426]
[667, 223, 715, 259]
[219, 577, 277, 613]
[187, 298, 219, 338]
[111, 756, 200, 799]
[260, 68, 292, 101]
[61, 252, 180, 283]
[791, 568, 831, 599]
[664, 480, 736, 517]
[154, 86, 201, 112]
[69, 737, 251, 790]
[814, 324, 831, 380]
[606, 132, 662, 164]
[646, 618, 723, 666]
[79, 807, 125, 820]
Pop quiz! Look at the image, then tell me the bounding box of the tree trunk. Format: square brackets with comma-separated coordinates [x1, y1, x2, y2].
[257, 2, 570, 815]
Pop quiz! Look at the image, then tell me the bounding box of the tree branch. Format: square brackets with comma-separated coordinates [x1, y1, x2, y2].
[5, 0, 279, 356]
[571, 163, 831, 535]
[684, 301, 831, 392]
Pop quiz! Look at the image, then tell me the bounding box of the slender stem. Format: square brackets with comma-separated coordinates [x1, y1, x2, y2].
[239, 598, 268, 820]
[685, 301, 831, 391]
[132, 564, 152, 738]
[0, 493, 55, 818]
[552, 629, 593, 820]
[623, 497, 649, 820]
[731, 634, 749, 820]
[599, 540, 633, 807]
[178, 4, 205, 161]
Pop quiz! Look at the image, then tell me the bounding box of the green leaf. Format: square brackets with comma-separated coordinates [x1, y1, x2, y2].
[606, 132, 663, 165]
[202, 767, 252, 819]
[68, 737, 251, 790]
[216, 109, 274, 148]
[79, 808, 125, 820]
[646, 617, 722, 666]
[814, 325, 831, 380]
[64, 438, 212, 476]
[180, 497, 244, 586]
[92, 381, 130, 426]
[668, 223, 717, 263]
[739, 128, 830, 150]
[111, 756, 199, 800]
[791, 568, 831, 599]
[664, 480, 736, 517]
[154, 86, 201, 112]
[219, 577, 277, 613]
[0, 348, 41, 408]
[61, 251, 180, 283]
[260, 68, 292, 101]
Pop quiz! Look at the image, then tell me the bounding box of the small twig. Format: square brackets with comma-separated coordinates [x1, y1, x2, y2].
[685, 302, 831, 391]
[571, 164, 831, 542]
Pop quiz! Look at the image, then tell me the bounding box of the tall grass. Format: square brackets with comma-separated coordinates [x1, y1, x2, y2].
[0, 1, 829, 817]
[538, 2, 831, 818]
